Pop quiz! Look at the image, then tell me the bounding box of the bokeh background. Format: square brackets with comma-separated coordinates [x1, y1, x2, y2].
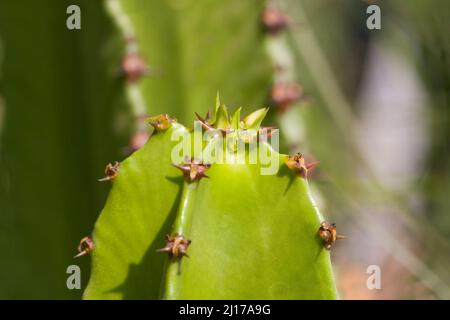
[0, 0, 449, 299]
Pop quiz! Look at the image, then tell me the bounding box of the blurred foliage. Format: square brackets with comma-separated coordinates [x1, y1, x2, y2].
[0, 0, 127, 298]
[117, 0, 272, 123]
[299, 0, 371, 104]
[394, 0, 450, 234]
[278, 0, 450, 298]
[389, 0, 450, 284]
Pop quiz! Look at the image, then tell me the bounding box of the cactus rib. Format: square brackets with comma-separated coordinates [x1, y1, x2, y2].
[84, 104, 338, 299]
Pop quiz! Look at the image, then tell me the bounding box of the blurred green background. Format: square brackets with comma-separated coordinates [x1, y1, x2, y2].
[0, 0, 449, 299]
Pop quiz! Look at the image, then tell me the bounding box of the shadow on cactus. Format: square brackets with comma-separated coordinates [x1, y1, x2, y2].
[81, 97, 339, 299]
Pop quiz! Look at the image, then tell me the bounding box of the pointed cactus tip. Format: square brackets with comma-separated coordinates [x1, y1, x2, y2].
[205, 109, 212, 121]
[243, 107, 269, 130]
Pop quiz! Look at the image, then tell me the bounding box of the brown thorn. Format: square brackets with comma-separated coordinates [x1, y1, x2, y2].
[98, 161, 120, 182]
[306, 161, 320, 170]
[195, 112, 231, 137]
[205, 110, 211, 121]
[157, 234, 192, 259]
[195, 112, 215, 131]
[194, 112, 205, 122]
[74, 236, 94, 258]
[173, 159, 211, 183]
[74, 251, 88, 258]
[318, 221, 344, 250]
[306, 161, 320, 175]
[285, 153, 308, 178]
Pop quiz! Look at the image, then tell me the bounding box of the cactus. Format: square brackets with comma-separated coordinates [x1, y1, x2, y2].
[0, 0, 273, 298]
[83, 99, 338, 299]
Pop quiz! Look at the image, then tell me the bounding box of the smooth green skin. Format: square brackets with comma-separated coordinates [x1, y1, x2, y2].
[84, 124, 188, 299]
[117, 0, 272, 123]
[0, 0, 127, 299]
[85, 123, 338, 299]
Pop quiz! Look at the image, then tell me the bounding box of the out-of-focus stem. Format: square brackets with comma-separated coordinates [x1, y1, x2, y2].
[284, 0, 450, 298]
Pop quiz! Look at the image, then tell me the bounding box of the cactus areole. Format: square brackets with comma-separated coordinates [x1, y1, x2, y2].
[83, 97, 338, 299]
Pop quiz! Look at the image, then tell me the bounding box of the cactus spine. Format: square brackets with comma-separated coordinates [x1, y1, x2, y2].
[83, 101, 338, 299]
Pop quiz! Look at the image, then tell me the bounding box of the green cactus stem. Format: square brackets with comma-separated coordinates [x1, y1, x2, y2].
[83, 100, 338, 299]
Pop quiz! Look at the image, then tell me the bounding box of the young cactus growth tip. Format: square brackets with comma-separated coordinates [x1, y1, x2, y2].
[83, 98, 338, 300]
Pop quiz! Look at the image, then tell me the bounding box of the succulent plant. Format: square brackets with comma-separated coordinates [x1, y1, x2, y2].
[82, 97, 338, 299]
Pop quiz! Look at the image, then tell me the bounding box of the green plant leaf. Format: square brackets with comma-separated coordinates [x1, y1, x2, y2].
[243, 107, 269, 130]
[213, 104, 230, 129]
[231, 107, 242, 130]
